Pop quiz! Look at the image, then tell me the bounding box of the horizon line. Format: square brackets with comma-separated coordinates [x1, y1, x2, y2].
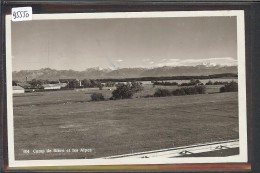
[12, 64, 238, 72]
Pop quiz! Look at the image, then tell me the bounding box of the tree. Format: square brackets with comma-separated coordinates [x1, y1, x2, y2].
[190, 79, 201, 85]
[12, 80, 18, 86]
[98, 83, 104, 90]
[91, 93, 105, 101]
[172, 88, 186, 96]
[90, 80, 98, 87]
[49, 80, 58, 84]
[131, 81, 144, 93]
[110, 82, 144, 100]
[111, 83, 134, 99]
[68, 80, 80, 88]
[105, 81, 115, 87]
[29, 79, 44, 88]
[220, 81, 238, 92]
[206, 80, 213, 85]
[81, 79, 92, 88]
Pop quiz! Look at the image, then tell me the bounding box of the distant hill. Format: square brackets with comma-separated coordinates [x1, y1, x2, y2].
[12, 65, 237, 81]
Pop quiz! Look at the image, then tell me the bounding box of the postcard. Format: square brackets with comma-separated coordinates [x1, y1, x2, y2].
[5, 10, 247, 167]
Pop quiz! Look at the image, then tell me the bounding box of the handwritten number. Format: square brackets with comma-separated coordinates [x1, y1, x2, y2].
[13, 11, 29, 19]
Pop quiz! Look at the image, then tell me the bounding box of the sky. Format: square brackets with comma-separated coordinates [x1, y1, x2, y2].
[11, 16, 237, 71]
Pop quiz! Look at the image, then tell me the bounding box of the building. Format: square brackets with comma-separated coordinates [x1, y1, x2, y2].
[42, 84, 61, 90]
[59, 79, 78, 83]
[59, 83, 68, 88]
[13, 86, 25, 94]
[59, 79, 82, 87]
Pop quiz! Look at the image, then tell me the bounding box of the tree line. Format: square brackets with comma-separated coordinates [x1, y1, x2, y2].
[98, 73, 237, 83]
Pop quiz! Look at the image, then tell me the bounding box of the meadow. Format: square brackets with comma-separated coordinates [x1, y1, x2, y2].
[13, 84, 239, 160]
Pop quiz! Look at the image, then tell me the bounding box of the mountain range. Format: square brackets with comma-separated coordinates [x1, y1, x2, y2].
[12, 65, 238, 81]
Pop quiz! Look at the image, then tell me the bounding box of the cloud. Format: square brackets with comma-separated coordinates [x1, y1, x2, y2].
[149, 61, 154, 65]
[116, 59, 123, 62]
[169, 59, 180, 62]
[142, 58, 150, 62]
[156, 57, 237, 67]
[161, 58, 167, 62]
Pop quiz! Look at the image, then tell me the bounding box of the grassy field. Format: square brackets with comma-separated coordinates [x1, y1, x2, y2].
[13, 85, 239, 160]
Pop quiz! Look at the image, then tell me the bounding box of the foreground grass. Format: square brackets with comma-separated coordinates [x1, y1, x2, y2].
[13, 90, 238, 160]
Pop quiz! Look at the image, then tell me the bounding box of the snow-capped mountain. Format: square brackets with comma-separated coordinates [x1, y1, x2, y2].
[12, 65, 237, 81]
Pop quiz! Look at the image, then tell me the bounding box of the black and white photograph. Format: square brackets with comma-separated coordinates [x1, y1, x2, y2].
[5, 11, 247, 167]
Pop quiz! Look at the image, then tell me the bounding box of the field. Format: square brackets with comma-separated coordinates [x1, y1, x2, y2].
[13, 85, 239, 160]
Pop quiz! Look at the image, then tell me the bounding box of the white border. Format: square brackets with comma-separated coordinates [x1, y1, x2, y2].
[6, 10, 247, 167]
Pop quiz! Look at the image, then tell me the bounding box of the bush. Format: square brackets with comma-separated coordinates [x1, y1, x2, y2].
[143, 94, 154, 98]
[180, 82, 194, 86]
[91, 93, 105, 101]
[152, 86, 206, 98]
[220, 81, 238, 92]
[172, 86, 206, 96]
[154, 88, 172, 97]
[194, 85, 206, 94]
[184, 87, 198, 95]
[172, 88, 186, 96]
